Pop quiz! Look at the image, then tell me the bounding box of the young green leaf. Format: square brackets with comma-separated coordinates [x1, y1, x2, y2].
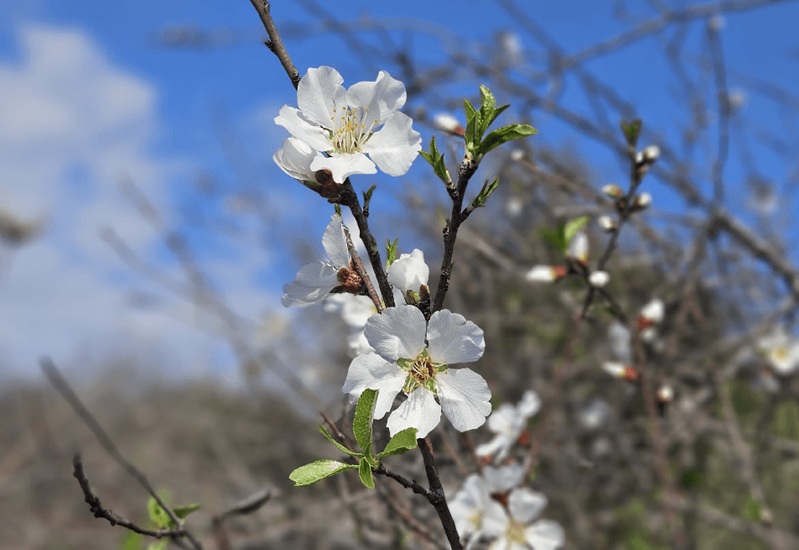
[377, 427, 418, 459]
[420, 136, 452, 186]
[480, 124, 537, 155]
[318, 424, 360, 456]
[173, 503, 201, 520]
[385, 238, 398, 268]
[564, 216, 590, 244]
[147, 496, 171, 529]
[472, 178, 500, 209]
[146, 541, 168, 550]
[464, 99, 479, 148]
[358, 458, 375, 488]
[540, 225, 566, 252]
[353, 389, 377, 455]
[621, 118, 642, 147]
[289, 460, 358, 487]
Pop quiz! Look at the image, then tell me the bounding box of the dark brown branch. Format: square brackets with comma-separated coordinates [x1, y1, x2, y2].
[41, 358, 203, 550]
[72, 455, 192, 544]
[248, 0, 301, 89]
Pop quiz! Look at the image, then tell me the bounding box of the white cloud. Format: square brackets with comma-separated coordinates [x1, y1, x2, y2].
[0, 23, 260, 379]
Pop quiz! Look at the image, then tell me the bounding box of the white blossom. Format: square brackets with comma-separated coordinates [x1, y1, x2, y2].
[282, 215, 355, 306]
[449, 474, 507, 547]
[487, 488, 565, 550]
[477, 391, 540, 461]
[274, 66, 421, 184]
[525, 265, 564, 283]
[758, 328, 799, 375]
[434, 113, 465, 136]
[387, 249, 429, 297]
[567, 231, 589, 265]
[342, 305, 491, 438]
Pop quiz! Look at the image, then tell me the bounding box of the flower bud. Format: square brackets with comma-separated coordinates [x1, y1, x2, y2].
[603, 361, 638, 382]
[633, 192, 653, 211]
[434, 113, 465, 136]
[598, 215, 618, 232]
[589, 270, 610, 288]
[602, 183, 624, 199]
[567, 232, 589, 266]
[525, 265, 566, 282]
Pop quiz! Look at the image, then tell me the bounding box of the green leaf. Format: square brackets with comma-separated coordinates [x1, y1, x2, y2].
[289, 460, 358, 487]
[353, 389, 377, 455]
[621, 118, 642, 147]
[385, 238, 398, 268]
[485, 103, 510, 129]
[318, 424, 360, 456]
[477, 84, 497, 138]
[377, 428, 418, 459]
[480, 124, 537, 155]
[146, 541, 168, 550]
[742, 494, 762, 521]
[358, 457, 375, 488]
[147, 496, 172, 529]
[173, 503, 201, 520]
[420, 136, 452, 186]
[564, 216, 590, 244]
[472, 178, 500, 209]
[540, 225, 566, 252]
[464, 99, 478, 148]
[120, 531, 143, 550]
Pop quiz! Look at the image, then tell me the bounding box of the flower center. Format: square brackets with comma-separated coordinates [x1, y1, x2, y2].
[397, 349, 446, 394]
[328, 105, 378, 154]
[504, 518, 527, 545]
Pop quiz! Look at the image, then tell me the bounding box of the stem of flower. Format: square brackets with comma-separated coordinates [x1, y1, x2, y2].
[340, 180, 395, 308]
[432, 160, 478, 313]
[418, 438, 463, 550]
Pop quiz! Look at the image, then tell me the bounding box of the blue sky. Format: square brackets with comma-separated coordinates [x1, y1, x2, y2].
[1, 1, 797, 381]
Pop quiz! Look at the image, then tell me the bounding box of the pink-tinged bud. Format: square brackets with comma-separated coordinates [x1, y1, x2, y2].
[589, 270, 610, 288]
[598, 215, 617, 232]
[602, 183, 624, 199]
[633, 192, 653, 210]
[603, 361, 639, 382]
[567, 232, 589, 265]
[638, 299, 664, 330]
[434, 113, 465, 136]
[525, 265, 566, 282]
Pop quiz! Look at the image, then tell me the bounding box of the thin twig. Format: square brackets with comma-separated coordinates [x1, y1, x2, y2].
[41, 358, 203, 550]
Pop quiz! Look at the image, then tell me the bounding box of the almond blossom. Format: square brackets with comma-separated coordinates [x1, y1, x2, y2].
[274, 66, 421, 184]
[282, 215, 360, 306]
[342, 305, 491, 438]
[476, 390, 540, 462]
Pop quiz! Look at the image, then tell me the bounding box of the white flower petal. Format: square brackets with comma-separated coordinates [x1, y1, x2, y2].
[427, 310, 485, 364]
[387, 249, 429, 294]
[342, 353, 405, 419]
[437, 368, 492, 432]
[518, 390, 541, 417]
[524, 520, 565, 550]
[273, 137, 317, 181]
[274, 105, 330, 151]
[484, 465, 525, 493]
[281, 262, 338, 306]
[365, 305, 427, 361]
[346, 70, 407, 121]
[362, 112, 421, 177]
[321, 216, 350, 268]
[310, 152, 376, 184]
[386, 388, 441, 437]
[509, 488, 547, 524]
[296, 66, 346, 127]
